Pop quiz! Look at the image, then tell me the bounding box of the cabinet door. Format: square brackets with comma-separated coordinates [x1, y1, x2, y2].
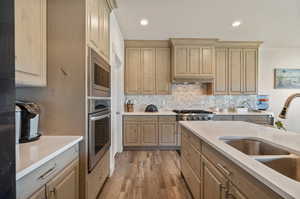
[189, 48, 201, 75]
[140, 122, 158, 146]
[99, 0, 110, 61]
[125, 48, 141, 94]
[15, 0, 47, 86]
[88, 0, 100, 50]
[47, 160, 79, 199]
[215, 48, 228, 95]
[229, 49, 244, 95]
[141, 48, 156, 94]
[202, 47, 214, 75]
[159, 122, 177, 146]
[28, 187, 46, 199]
[228, 184, 247, 199]
[174, 47, 189, 76]
[243, 49, 258, 94]
[202, 160, 227, 199]
[156, 48, 171, 94]
[124, 122, 140, 146]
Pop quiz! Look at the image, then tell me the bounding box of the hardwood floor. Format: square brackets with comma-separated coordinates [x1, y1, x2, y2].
[98, 150, 192, 199]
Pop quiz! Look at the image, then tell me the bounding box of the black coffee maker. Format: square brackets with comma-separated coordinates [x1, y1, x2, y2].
[16, 101, 41, 143]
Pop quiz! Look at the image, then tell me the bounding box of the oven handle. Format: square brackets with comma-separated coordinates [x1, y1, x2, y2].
[90, 114, 111, 121]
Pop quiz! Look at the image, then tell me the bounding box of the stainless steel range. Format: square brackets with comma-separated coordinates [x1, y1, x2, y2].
[173, 109, 214, 121]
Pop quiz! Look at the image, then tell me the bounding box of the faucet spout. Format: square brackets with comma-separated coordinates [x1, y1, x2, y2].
[279, 93, 300, 119]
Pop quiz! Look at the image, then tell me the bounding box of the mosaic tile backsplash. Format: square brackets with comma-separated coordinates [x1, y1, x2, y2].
[125, 84, 257, 111]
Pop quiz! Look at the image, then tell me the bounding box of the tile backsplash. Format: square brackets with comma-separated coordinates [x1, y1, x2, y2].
[125, 84, 257, 111]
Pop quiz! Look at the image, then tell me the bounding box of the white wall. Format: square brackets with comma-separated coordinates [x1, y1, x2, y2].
[109, 11, 124, 175]
[259, 48, 300, 132]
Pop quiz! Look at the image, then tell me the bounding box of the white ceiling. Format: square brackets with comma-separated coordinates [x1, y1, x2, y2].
[115, 0, 300, 48]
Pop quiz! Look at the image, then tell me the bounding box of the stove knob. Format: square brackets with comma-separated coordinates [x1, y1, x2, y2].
[203, 116, 209, 120]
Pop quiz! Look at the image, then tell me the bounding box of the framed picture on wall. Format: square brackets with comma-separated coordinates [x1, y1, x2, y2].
[275, 68, 300, 89]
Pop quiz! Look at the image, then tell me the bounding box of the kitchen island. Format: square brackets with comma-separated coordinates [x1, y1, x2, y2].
[180, 121, 300, 199]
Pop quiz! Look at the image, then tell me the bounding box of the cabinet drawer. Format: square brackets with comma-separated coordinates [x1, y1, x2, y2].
[181, 127, 201, 152]
[159, 116, 176, 122]
[123, 116, 141, 122]
[181, 157, 201, 199]
[140, 116, 158, 122]
[181, 137, 201, 179]
[202, 143, 283, 199]
[17, 145, 79, 199]
[88, 150, 109, 199]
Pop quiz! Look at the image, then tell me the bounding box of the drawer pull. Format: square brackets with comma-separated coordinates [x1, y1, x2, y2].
[216, 163, 231, 176]
[38, 164, 57, 180]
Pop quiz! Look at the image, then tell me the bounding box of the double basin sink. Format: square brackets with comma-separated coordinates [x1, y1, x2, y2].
[220, 137, 300, 182]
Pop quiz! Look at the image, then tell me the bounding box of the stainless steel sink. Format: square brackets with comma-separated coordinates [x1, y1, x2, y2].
[257, 156, 300, 182]
[222, 138, 290, 156]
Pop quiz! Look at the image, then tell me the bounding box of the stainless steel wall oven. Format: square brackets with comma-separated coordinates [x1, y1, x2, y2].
[88, 100, 111, 172]
[88, 48, 110, 97]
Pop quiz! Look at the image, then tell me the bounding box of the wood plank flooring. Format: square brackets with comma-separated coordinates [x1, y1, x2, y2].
[98, 150, 192, 199]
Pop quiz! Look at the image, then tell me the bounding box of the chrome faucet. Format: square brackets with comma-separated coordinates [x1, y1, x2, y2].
[279, 93, 300, 119]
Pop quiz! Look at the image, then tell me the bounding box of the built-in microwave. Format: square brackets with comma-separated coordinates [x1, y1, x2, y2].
[88, 48, 110, 97]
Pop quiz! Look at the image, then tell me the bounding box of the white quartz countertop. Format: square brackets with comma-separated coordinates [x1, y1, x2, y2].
[123, 110, 273, 116]
[123, 111, 177, 116]
[16, 136, 83, 181]
[179, 121, 300, 199]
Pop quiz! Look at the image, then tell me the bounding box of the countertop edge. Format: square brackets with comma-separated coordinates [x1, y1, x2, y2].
[179, 122, 297, 199]
[16, 136, 83, 181]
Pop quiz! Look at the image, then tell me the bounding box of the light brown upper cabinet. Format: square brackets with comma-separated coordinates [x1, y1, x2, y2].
[15, 0, 47, 86]
[125, 41, 171, 95]
[214, 42, 261, 95]
[156, 48, 171, 94]
[170, 39, 216, 82]
[215, 48, 228, 94]
[125, 48, 141, 94]
[141, 48, 156, 94]
[88, 0, 111, 63]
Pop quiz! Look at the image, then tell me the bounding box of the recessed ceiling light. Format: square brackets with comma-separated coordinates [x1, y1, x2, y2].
[140, 19, 149, 26]
[232, 20, 242, 27]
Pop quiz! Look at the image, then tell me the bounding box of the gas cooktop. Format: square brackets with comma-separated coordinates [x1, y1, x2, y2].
[172, 109, 214, 121]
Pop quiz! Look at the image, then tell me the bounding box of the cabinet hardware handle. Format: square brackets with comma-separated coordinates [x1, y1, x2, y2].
[216, 163, 231, 176]
[50, 188, 57, 197]
[38, 164, 57, 180]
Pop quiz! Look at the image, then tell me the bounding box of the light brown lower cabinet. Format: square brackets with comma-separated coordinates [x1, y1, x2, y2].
[123, 116, 177, 148]
[181, 126, 284, 199]
[27, 159, 79, 199]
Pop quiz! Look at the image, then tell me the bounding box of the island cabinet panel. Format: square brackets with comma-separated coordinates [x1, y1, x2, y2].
[46, 160, 79, 199]
[214, 48, 229, 95]
[228, 184, 247, 199]
[28, 187, 46, 199]
[125, 48, 141, 94]
[15, 0, 47, 86]
[202, 157, 227, 199]
[125, 44, 171, 95]
[156, 48, 171, 94]
[181, 157, 201, 199]
[141, 48, 156, 94]
[123, 116, 178, 148]
[180, 127, 283, 199]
